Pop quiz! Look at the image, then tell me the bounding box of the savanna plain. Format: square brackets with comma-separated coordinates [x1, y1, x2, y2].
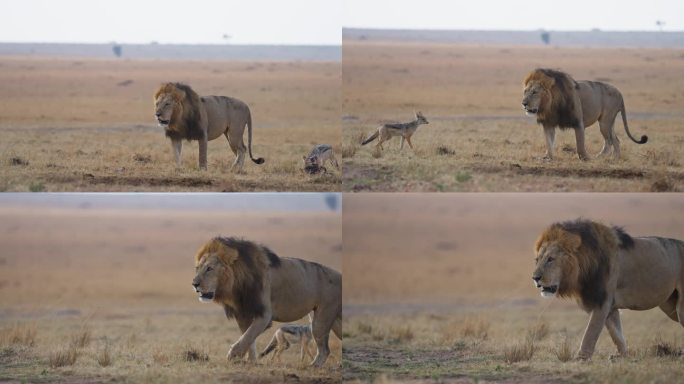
[343, 194, 684, 383]
[342, 41, 684, 192]
[0, 202, 342, 383]
[0, 51, 340, 191]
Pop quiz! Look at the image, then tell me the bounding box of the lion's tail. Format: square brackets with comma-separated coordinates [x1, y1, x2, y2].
[620, 100, 648, 144]
[247, 111, 265, 164]
[361, 131, 379, 146]
[259, 333, 278, 358]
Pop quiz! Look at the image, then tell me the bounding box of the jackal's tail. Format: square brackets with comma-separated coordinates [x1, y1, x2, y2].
[259, 334, 278, 358]
[361, 131, 379, 145]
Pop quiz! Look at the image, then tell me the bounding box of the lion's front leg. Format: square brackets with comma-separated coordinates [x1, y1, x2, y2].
[542, 125, 556, 160]
[171, 138, 183, 167]
[198, 132, 208, 171]
[228, 313, 271, 362]
[573, 126, 590, 161]
[577, 303, 612, 360]
[605, 308, 627, 357]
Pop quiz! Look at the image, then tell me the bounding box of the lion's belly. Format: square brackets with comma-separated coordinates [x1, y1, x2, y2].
[613, 238, 682, 310]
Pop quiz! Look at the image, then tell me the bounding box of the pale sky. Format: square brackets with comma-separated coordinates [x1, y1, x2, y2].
[344, 0, 684, 31]
[0, 0, 342, 45]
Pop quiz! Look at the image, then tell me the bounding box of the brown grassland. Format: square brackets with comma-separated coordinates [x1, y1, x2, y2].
[342, 193, 684, 383]
[0, 56, 340, 191]
[0, 204, 342, 383]
[342, 41, 684, 192]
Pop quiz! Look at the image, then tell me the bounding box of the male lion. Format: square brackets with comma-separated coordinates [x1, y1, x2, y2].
[522, 68, 647, 160]
[191, 237, 342, 367]
[532, 219, 684, 359]
[153, 83, 264, 172]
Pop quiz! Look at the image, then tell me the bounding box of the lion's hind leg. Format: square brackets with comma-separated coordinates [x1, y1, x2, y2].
[310, 307, 337, 367]
[658, 290, 679, 323]
[225, 132, 246, 173]
[598, 112, 621, 158]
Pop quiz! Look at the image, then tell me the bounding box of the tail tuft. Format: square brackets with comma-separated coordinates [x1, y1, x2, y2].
[636, 135, 648, 144]
[252, 157, 265, 165]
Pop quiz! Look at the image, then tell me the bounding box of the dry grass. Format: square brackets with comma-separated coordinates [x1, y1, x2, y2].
[49, 344, 79, 368]
[70, 327, 91, 348]
[503, 338, 536, 363]
[461, 317, 489, 340]
[0, 56, 340, 192]
[97, 341, 112, 367]
[182, 346, 210, 362]
[0, 323, 37, 347]
[526, 320, 549, 342]
[554, 334, 573, 362]
[342, 42, 684, 192]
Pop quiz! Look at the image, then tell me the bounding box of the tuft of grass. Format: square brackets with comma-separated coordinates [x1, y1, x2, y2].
[70, 327, 91, 348]
[28, 182, 46, 192]
[554, 335, 573, 362]
[455, 171, 472, 183]
[462, 317, 489, 340]
[342, 143, 357, 158]
[387, 326, 414, 344]
[182, 347, 209, 362]
[97, 342, 112, 367]
[526, 320, 549, 342]
[651, 177, 676, 192]
[356, 323, 373, 335]
[10, 157, 29, 166]
[49, 345, 79, 368]
[436, 145, 456, 156]
[133, 153, 152, 164]
[0, 323, 37, 347]
[651, 338, 682, 357]
[503, 338, 536, 363]
[152, 348, 170, 365]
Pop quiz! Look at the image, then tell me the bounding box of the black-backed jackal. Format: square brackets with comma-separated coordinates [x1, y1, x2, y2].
[259, 324, 314, 362]
[303, 144, 339, 174]
[361, 112, 429, 150]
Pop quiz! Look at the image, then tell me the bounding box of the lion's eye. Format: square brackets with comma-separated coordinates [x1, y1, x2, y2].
[546, 257, 555, 264]
[206, 266, 213, 272]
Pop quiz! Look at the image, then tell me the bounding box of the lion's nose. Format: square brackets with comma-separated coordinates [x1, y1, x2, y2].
[522, 101, 528, 107]
[155, 112, 162, 118]
[532, 275, 541, 283]
[192, 282, 200, 289]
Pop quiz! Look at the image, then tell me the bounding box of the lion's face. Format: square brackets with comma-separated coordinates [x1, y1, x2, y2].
[154, 93, 177, 127]
[522, 81, 546, 115]
[192, 253, 229, 303]
[532, 241, 567, 297]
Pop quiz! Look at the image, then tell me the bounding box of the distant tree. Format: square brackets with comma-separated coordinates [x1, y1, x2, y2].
[324, 194, 338, 211]
[540, 31, 551, 45]
[656, 20, 665, 32]
[112, 44, 122, 58]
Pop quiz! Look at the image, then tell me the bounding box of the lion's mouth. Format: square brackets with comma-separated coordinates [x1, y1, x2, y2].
[198, 292, 215, 303]
[157, 118, 170, 126]
[540, 285, 558, 297]
[524, 107, 538, 115]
